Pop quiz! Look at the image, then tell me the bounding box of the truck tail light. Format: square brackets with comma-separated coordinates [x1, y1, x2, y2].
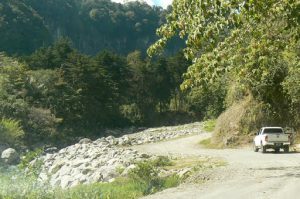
[265, 135, 268, 142]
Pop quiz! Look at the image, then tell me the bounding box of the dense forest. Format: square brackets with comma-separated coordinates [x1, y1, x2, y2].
[0, 0, 193, 147]
[0, 0, 182, 55]
[1, 39, 206, 146]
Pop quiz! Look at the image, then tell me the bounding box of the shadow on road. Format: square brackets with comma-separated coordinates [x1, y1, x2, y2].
[249, 166, 300, 178]
[257, 150, 300, 154]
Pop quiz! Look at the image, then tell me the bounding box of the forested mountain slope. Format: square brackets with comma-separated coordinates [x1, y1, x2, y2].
[0, 0, 180, 55]
[0, 0, 50, 54]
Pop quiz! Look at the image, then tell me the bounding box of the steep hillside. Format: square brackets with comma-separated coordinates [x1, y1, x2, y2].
[0, 0, 50, 54]
[0, 0, 181, 55]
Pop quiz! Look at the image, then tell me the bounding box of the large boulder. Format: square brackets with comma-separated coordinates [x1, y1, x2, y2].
[1, 148, 19, 165]
[0, 143, 9, 154]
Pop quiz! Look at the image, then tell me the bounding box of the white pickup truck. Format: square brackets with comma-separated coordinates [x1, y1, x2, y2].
[253, 127, 290, 153]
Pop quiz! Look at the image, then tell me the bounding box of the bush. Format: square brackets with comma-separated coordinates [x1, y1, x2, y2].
[0, 118, 24, 146]
[25, 107, 60, 141]
[128, 158, 179, 195]
[151, 156, 173, 167]
[185, 82, 226, 120]
[119, 104, 143, 124]
[19, 148, 44, 176]
[202, 120, 216, 132]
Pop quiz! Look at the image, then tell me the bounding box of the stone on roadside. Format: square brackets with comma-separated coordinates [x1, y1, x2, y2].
[79, 138, 92, 144]
[1, 148, 19, 165]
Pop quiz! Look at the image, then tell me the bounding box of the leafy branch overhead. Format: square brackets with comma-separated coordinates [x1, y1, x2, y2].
[148, 0, 300, 126]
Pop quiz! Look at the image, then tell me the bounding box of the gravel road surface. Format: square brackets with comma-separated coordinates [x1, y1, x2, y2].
[133, 133, 300, 199]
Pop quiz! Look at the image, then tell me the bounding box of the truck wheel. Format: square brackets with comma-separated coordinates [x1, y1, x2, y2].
[284, 146, 289, 153]
[253, 142, 259, 152]
[262, 146, 267, 153]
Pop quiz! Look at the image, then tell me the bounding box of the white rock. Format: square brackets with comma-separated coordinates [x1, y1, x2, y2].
[79, 138, 92, 144]
[178, 168, 192, 178]
[60, 175, 73, 189]
[1, 148, 19, 165]
[106, 136, 117, 145]
[0, 144, 9, 154]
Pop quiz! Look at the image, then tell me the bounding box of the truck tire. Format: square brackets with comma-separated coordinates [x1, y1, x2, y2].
[262, 146, 267, 153]
[274, 148, 280, 153]
[253, 142, 259, 152]
[284, 146, 289, 153]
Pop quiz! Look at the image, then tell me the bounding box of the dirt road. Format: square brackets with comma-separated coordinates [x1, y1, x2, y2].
[133, 133, 300, 199]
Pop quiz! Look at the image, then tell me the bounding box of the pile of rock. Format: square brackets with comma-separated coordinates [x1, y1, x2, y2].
[36, 122, 204, 188]
[117, 122, 203, 146]
[38, 138, 152, 188]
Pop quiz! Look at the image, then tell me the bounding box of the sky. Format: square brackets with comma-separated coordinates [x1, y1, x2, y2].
[112, 0, 173, 9]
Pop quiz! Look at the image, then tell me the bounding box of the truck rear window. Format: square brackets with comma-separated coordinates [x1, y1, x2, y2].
[264, 128, 283, 134]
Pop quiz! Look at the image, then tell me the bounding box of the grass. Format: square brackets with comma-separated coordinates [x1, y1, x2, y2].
[199, 138, 219, 149]
[54, 178, 146, 199]
[202, 120, 216, 132]
[0, 176, 146, 199]
[164, 156, 226, 171]
[164, 156, 226, 184]
[0, 155, 225, 199]
[0, 157, 181, 199]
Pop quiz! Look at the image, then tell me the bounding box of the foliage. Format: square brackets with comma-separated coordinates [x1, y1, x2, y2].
[19, 148, 44, 174]
[0, 38, 195, 144]
[199, 138, 217, 149]
[0, 54, 60, 144]
[149, 0, 300, 137]
[128, 159, 179, 195]
[119, 104, 143, 124]
[202, 120, 216, 132]
[282, 40, 300, 127]
[0, 0, 182, 55]
[151, 156, 174, 167]
[0, 166, 50, 199]
[0, 118, 24, 146]
[0, 157, 181, 199]
[185, 78, 226, 119]
[0, 0, 50, 55]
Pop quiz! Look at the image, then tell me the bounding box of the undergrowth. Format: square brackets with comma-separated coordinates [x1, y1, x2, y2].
[202, 120, 216, 132]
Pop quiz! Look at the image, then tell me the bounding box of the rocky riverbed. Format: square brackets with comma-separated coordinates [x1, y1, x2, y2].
[35, 122, 204, 188]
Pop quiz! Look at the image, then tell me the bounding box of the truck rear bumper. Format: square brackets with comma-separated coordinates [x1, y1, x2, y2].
[264, 142, 290, 147]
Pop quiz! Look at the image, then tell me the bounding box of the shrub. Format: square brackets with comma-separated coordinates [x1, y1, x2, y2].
[25, 107, 60, 140]
[120, 104, 143, 124]
[128, 158, 179, 195]
[129, 161, 159, 184]
[151, 156, 173, 167]
[202, 119, 216, 132]
[19, 148, 44, 177]
[0, 118, 24, 146]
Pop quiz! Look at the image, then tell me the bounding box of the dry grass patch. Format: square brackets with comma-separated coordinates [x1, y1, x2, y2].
[199, 138, 219, 149]
[164, 156, 226, 171]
